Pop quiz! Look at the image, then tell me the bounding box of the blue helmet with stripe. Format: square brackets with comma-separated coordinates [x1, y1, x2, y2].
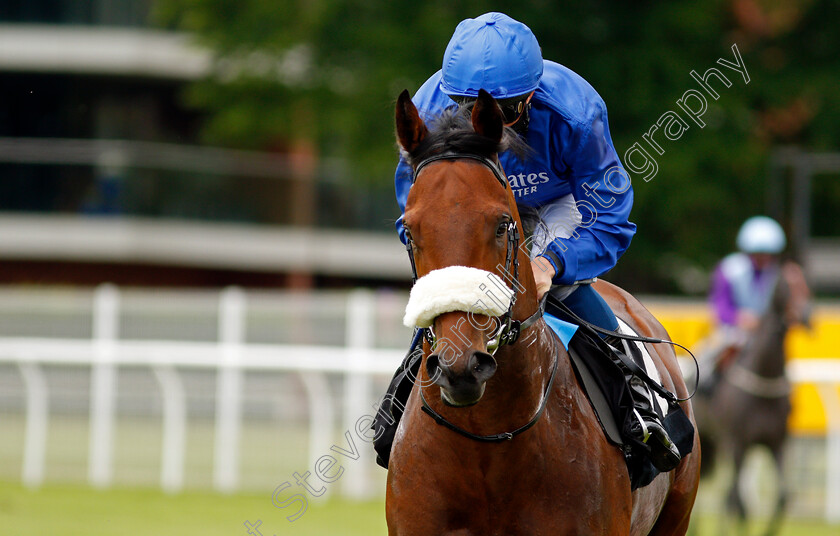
[440, 12, 543, 99]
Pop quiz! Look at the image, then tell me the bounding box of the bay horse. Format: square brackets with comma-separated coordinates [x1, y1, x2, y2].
[386, 89, 700, 535]
[699, 261, 810, 536]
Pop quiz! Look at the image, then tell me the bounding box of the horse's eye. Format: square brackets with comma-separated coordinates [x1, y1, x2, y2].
[404, 227, 413, 242]
[496, 222, 509, 238]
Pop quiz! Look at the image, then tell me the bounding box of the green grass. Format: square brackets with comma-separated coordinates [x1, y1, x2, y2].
[0, 415, 312, 488]
[2, 480, 839, 536]
[0, 481, 385, 536]
[688, 514, 839, 536]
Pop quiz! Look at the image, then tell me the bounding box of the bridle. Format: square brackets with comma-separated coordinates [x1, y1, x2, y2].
[405, 151, 541, 354]
[404, 151, 554, 443]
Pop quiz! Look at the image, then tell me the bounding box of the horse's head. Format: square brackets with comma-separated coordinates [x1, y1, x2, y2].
[779, 261, 812, 328]
[397, 89, 537, 407]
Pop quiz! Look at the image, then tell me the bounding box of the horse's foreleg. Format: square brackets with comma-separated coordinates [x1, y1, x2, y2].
[721, 444, 748, 536]
[763, 446, 788, 536]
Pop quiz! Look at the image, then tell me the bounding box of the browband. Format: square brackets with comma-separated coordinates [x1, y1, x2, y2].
[413, 152, 508, 190]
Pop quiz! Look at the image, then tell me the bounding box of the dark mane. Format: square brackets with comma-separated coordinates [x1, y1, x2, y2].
[404, 104, 537, 240]
[516, 203, 543, 239]
[403, 105, 531, 167]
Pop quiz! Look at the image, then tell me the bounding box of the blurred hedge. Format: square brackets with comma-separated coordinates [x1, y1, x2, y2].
[153, 0, 840, 293]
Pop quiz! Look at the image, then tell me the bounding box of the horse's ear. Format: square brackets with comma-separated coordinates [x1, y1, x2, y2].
[396, 90, 428, 154]
[471, 89, 504, 144]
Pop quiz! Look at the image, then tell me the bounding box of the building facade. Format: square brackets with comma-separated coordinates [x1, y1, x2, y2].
[0, 1, 407, 288]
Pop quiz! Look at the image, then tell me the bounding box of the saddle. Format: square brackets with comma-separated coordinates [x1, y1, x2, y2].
[556, 308, 694, 489]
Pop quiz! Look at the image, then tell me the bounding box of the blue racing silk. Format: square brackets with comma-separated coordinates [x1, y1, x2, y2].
[395, 60, 636, 285]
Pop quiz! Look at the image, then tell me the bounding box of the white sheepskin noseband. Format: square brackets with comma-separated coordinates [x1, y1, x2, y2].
[403, 266, 515, 328]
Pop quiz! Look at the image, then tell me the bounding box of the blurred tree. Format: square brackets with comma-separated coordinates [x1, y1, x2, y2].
[153, 0, 839, 292]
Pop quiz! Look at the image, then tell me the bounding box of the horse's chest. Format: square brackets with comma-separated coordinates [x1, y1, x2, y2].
[390, 440, 629, 535]
[387, 390, 633, 534]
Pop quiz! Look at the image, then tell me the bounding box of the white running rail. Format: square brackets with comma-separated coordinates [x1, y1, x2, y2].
[0, 285, 837, 523]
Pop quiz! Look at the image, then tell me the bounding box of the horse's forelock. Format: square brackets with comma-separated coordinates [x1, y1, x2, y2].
[406, 106, 529, 168]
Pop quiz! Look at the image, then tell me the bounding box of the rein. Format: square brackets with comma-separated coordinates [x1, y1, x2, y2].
[726, 363, 790, 398]
[406, 151, 554, 442]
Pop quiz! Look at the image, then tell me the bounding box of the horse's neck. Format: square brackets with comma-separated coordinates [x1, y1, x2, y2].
[488, 246, 566, 421]
[487, 321, 563, 420]
[739, 304, 788, 378]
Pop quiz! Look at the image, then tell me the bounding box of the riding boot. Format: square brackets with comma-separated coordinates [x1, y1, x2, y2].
[548, 284, 682, 472]
[606, 335, 681, 472]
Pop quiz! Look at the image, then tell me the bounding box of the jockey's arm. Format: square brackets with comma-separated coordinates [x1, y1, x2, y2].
[709, 264, 737, 326]
[394, 78, 451, 245]
[535, 101, 636, 285]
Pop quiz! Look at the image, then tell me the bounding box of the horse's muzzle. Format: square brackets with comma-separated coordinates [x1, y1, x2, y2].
[426, 350, 497, 407]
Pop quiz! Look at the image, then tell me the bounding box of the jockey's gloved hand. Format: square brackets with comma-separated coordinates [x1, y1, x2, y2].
[531, 256, 556, 300]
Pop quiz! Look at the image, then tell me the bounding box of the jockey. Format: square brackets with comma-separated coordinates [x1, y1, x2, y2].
[699, 216, 810, 394]
[700, 215, 789, 386]
[382, 12, 680, 472]
[711, 215, 787, 334]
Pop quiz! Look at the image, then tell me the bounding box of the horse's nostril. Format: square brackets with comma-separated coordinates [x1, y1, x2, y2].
[426, 354, 442, 383]
[427, 351, 495, 393]
[469, 351, 497, 382]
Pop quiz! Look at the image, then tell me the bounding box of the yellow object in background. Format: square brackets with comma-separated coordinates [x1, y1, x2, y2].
[647, 302, 840, 436]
